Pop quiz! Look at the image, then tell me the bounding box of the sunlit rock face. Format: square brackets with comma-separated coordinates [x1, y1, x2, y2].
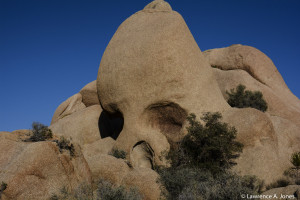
[203, 44, 300, 127]
[95, 0, 300, 185]
[0, 131, 92, 200]
[96, 0, 229, 169]
[204, 45, 300, 183]
[43, 1, 300, 198]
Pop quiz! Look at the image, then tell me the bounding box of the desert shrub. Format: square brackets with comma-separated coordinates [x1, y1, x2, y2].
[156, 167, 213, 199]
[54, 136, 75, 157]
[0, 181, 7, 199]
[168, 112, 243, 174]
[50, 179, 142, 200]
[50, 184, 93, 200]
[156, 167, 259, 200]
[291, 152, 300, 183]
[96, 179, 142, 200]
[154, 113, 263, 199]
[109, 148, 127, 159]
[178, 172, 257, 200]
[0, 182, 7, 191]
[290, 152, 300, 169]
[283, 152, 300, 185]
[25, 122, 53, 142]
[226, 84, 268, 112]
[241, 175, 265, 194]
[266, 178, 290, 190]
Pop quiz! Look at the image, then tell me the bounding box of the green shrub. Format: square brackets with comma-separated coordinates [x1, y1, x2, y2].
[50, 184, 93, 200]
[110, 148, 127, 159]
[283, 152, 300, 185]
[266, 178, 290, 190]
[156, 167, 260, 200]
[291, 152, 300, 182]
[284, 168, 296, 179]
[0, 182, 7, 191]
[241, 175, 265, 194]
[226, 84, 268, 112]
[156, 167, 213, 200]
[25, 122, 53, 142]
[96, 179, 142, 200]
[0, 182, 7, 199]
[154, 113, 263, 200]
[54, 137, 75, 157]
[50, 179, 143, 200]
[290, 152, 300, 168]
[178, 172, 257, 200]
[167, 112, 243, 174]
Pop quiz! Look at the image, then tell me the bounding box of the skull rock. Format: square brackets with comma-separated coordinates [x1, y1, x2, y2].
[97, 0, 229, 168]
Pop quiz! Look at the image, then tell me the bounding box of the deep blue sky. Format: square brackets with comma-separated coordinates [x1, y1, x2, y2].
[1, 0, 300, 132]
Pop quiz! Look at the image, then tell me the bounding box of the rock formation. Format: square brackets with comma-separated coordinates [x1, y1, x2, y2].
[0, 131, 92, 200]
[262, 185, 300, 200]
[1, 0, 300, 199]
[97, 0, 229, 170]
[203, 45, 300, 182]
[203, 44, 300, 127]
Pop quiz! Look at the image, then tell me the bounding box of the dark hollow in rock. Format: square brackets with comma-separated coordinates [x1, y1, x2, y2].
[145, 102, 187, 142]
[98, 110, 124, 140]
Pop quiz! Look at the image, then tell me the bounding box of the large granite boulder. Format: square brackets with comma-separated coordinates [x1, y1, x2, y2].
[261, 185, 300, 200]
[79, 80, 99, 107]
[96, 0, 229, 171]
[46, 0, 300, 192]
[50, 105, 102, 146]
[203, 44, 300, 127]
[0, 131, 92, 200]
[203, 45, 300, 183]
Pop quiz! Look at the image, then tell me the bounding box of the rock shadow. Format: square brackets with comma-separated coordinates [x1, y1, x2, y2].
[98, 110, 124, 140]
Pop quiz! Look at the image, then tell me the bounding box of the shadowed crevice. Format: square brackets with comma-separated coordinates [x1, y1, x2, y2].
[145, 101, 187, 142]
[98, 110, 124, 140]
[131, 141, 154, 169]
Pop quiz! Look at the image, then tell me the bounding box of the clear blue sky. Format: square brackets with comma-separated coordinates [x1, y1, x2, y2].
[1, 0, 300, 132]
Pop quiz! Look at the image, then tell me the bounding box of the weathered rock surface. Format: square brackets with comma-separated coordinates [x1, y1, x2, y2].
[90, 154, 130, 186]
[143, 0, 172, 12]
[11, 1, 299, 198]
[262, 185, 300, 200]
[203, 45, 300, 182]
[222, 108, 282, 184]
[82, 137, 115, 159]
[121, 168, 161, 200]
[202, 45, 300, 184]
[0, 132, 92, 200]
[86, 154, 161, 200]
[79, 80, 99, 107]
[204, 45, 300, 127]
[51, 80, 99, 125]
[51, 93, 86, 125]
[97, 0, 228, 169]
[270, 116, 300, 174]
[82, 138, 116, 177]
[203, 45, 294, 96]
[49, 105, 102, 146]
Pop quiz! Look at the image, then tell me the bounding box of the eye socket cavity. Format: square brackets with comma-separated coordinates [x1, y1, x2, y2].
[145, 101, 187, 142]
[98, 109, 124, 140]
